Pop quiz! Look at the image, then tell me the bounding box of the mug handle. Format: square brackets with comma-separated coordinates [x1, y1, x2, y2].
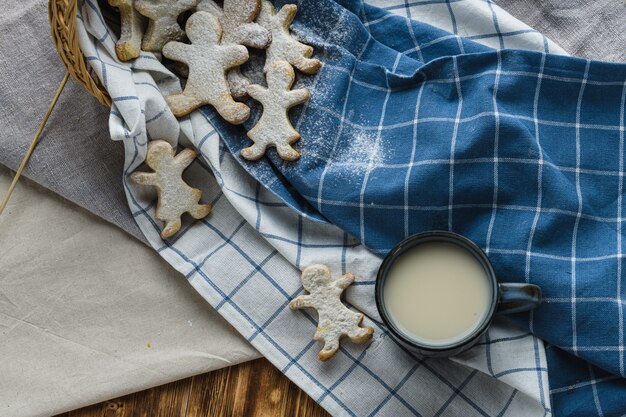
[496, 283, 542, 314]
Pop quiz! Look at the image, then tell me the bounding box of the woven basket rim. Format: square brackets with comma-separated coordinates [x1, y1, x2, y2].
[49, 0, 112, 107]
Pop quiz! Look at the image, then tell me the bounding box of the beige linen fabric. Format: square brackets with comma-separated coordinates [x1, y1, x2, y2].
[1, 5, 258, 414]
[0, 0, 145, 240]
[0, 167, 259, 417]
[495, 0, 625, 62]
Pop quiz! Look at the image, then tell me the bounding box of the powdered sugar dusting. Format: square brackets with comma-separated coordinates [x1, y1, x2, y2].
[291, 5, 353, 52]
[300, 68, 385, 171]
[335, 130, 384, 170]
[322, 8, 352, 47]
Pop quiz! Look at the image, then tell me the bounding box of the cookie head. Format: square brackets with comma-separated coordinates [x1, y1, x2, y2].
[224, 0, 261, 23]
[266, 60, 296, 91]
[185, 11, 222, 45]
[146, 140, 176, 169]
[301, 264, 332, 291]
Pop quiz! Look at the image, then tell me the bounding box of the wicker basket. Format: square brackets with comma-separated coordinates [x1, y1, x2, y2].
[49, 0, 112, 107]
[0, 0, 116, 214]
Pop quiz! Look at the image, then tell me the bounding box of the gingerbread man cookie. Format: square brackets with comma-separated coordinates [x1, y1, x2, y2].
[134, 0, 198, 52]
[129, 140, 211, 239]
[243, 60, 309, 161]
[257, 1, 321, 75]
[162, 11, 250, 123]
[108, 0, 144, 61]
[198, 0, 271, 98]
[290, 264, 374, 361]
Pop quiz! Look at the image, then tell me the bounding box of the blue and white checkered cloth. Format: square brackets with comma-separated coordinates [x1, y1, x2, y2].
[76, 0, 626, 415]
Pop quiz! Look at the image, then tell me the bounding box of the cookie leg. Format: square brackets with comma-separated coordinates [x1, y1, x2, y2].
[213, 97, 250, 125]
[319, 339, 340, 361]
[161, 218, 182, 239]
[189, 203, 211, 219]
[276, 142, 301, 161]
[349, 326, 374, 344]
[227, 68, 251, 100]
[292, 55, 322, 75]
[241, 142, 268, 161]
[113, 0, 143, 61]
[290, 45, 322, 75]
[166, 93, 204, 117]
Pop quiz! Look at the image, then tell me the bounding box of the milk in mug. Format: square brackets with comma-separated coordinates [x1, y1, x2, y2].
[383, 242, 492, 346]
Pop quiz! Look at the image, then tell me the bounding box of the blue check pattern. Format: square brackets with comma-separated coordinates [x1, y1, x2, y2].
[76, 0, 626, 415]
[218, 1, 626, 415]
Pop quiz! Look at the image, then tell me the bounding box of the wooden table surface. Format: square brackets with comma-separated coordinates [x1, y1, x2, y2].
[54, 358, 330, 417]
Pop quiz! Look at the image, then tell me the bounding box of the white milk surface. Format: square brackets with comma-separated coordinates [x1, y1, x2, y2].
[383, 242, 491, 346]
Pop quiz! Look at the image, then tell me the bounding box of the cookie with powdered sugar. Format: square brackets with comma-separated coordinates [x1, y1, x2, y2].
[257, 0, 321, 75]
[134, 0, 198, 52]
[198, 0, 271, 99]
[243, 60, 309, 161]
[162, 11, 251, 123]
[129, 140, 211, 239]
[290, 264, 374, 361]
[108, 0, 145, 61]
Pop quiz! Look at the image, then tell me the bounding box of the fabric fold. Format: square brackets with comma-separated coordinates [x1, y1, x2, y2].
[75, 0, 560, 415]
[215, 0, 626, 388]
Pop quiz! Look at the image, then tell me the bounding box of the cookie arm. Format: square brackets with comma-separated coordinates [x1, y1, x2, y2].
[289, 295, 314, 310]
[174, 148, 197, 169]
[162, 42, 192, 64]
[335, 272, 355, 290]
[231, 23, 271, 49]
[246, 84, 266, 101]
[276, 4, 297, 27]
[134, 0, 172, 19]
[129, 171, 157, 186]
[133, 0, 156, 19]
[221, 45, 249, 68]
[287, 88, 310, 106]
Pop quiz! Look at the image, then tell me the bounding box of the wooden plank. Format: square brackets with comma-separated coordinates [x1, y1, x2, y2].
[130, 377, 190, 417]
[186, 359, 329, 417]
[55, 359, 330, 417]
[287, 378, 330, 417]
[65, 392, 137, 417]
[185, 366, 234, 416]
[64, 374, 190, 417]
